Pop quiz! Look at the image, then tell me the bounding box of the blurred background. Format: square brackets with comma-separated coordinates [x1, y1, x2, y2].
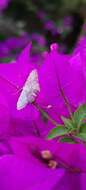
[0, 0, 86, 62]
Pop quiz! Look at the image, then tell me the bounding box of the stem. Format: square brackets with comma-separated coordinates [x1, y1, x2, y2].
[72, 134, 86, 145]
[33, 102, 58, 127]
[67, 133, 79, 144]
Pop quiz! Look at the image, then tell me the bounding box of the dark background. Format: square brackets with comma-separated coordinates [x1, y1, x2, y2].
[0, 0, 86, 62]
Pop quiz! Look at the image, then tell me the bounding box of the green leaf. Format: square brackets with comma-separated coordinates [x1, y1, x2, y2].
[74, 120, 86, 142]
[60, 137, 75, 143]
[79, 123, 86, 133]
[76, 133, 86, 141]
[73, 104, 86, 127]
[1, 57, 13, 63]
[47, 125, 68, 139]
[61, 116, 75, 129]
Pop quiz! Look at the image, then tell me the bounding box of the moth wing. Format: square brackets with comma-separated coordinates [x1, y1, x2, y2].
[17, 89, 29, 110]
[17, 69, 40, 110]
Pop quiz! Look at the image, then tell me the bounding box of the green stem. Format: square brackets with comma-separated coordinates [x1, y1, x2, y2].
[33, 103, 58, 127]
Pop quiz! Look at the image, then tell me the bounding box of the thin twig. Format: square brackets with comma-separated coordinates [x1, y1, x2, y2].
[34, 102, 58, 127]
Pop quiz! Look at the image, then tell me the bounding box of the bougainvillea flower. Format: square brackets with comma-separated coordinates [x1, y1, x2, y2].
[0, 136, 65, 190]
[0, 41, 48, 137]
[0, 155, 65, 190]
[34, 42, 86, 135]
[33, 43, 86, 135]
[0, 136, 86, 189]
[0, 40, 86, 190]
[0, 42, 41, 136]
[0, 41, 86, 137]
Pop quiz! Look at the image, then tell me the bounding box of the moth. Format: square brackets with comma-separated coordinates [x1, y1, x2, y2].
[17, 69, 40, 110]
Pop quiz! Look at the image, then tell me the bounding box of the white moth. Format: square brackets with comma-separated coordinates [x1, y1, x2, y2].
[17, 69, 40, 110]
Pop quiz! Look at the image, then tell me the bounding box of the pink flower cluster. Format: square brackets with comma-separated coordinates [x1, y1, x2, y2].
[0, 38, 86, 189]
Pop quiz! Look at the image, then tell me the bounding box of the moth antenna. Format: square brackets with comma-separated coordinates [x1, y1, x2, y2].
[0, 75, 19, 90]
[12, 88, 23, 96]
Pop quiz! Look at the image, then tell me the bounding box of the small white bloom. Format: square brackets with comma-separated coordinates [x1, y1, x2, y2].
[17, 69, 40, 110]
